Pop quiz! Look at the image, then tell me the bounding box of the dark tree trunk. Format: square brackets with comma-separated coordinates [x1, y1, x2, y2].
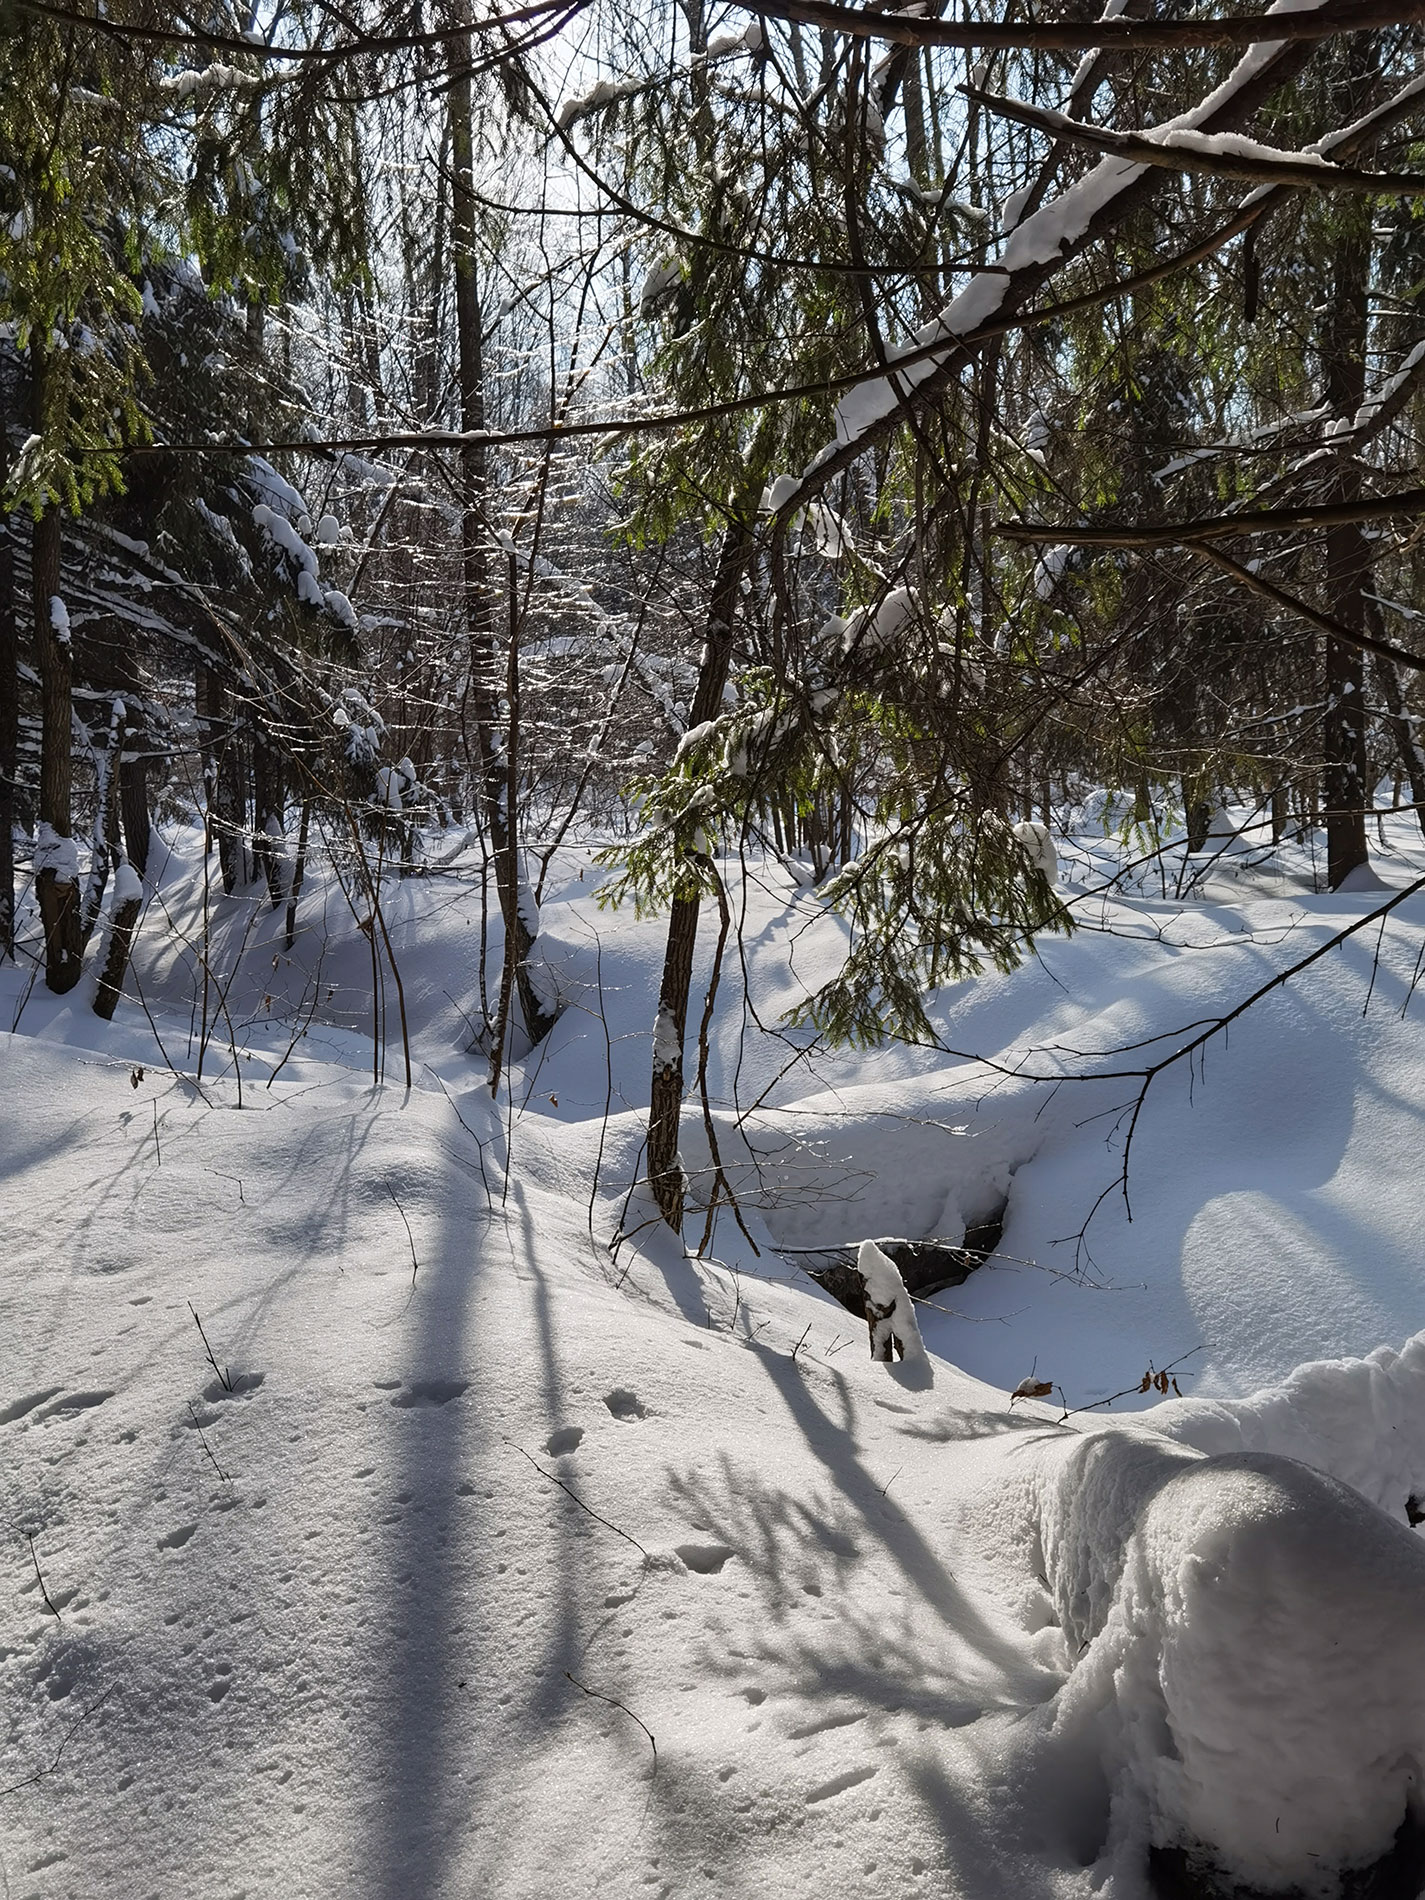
[1322, 67, 1373, 891]
[0, 508, 15, 962]
[252, 732, 285, 908]
[1371, 649, 1425, 841]
[32, 492, 81, 993]
[647, 517, 756, 1234]
[285, 797, 311, 949]
[449, 22, 555, 1048]
[92, 885, 142, 1021]
[1183, 773, 1211, 854]
[120, 745, 150, 878]
[201, 667, 243, 895]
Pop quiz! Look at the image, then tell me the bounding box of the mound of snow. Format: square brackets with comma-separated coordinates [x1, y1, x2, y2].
[1036, 1428, 1425, 1894]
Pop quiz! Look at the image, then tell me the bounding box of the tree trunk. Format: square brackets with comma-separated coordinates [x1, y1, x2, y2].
[0, 502, 15, 962]
[647, 517, 756, 1234]
[201, 667, 243, 895]
[1183, 772, 1211, 854]
[1371, 649, 1425, 841]
[449, 18, 556, 1048]
[32, 491, 81, 993]
[285, 797, 311, 949]
[252, 732, 285, 908]
[120, 743, 150, 878]
[1322, 80, 1373, 890]
[79, 697, 123, 955]
[92, 846, 141, 1023]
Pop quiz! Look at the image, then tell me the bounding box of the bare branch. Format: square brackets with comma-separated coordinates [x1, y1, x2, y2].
[994, 487, 1425, 548]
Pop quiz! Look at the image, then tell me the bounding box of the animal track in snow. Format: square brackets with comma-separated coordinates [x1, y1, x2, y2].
[675, 1542, 734, 1574]
[604, 1388, 647, 1420]
[804, 1764, 877, 1803]
[390, 1379, 468, 1409]
[545, 1426, 584, 1455]
[789, 1709, 865, 1740]
[157, 1523, 197, 1551]
[37, 1390, 114, 1421]
[0, 1388, 64, 1425]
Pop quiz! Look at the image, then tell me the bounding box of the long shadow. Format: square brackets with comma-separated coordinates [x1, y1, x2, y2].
[361, 1092, 625, 1900]
[680, 1342, 1061, 1704]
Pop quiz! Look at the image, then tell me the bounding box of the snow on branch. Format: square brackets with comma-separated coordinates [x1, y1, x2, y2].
[749, 0, 1425, 51]
[772, 0, 1327, 521]
[964, 85, 1425, 195]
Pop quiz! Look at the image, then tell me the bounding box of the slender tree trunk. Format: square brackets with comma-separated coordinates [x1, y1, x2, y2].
[93, 767, 139, 1022]
[1323, 73, 1373, 889]
[252, 732, 284, 908]
[647, 517, 756, 1233]
[79, 696, 123, 955]
[0, 492, 16, 962]
[202, 668, 243, 895]
[92, 876, 142, 1021]
[1371, 649, 1425, 840]
[1183, 771, 1211, 853]
[285, 797, 311, 950]
[449, 16, 555, 1048]
[32, 478, 81, 992]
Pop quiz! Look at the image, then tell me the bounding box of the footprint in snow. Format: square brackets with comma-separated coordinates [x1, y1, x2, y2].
[603, 1388, 646, 1421]
[545, 1426, 584, 1456]
[391, 1379, 468, 1409]
[675, 1542, 734, 1574]
[0, 1388, 65, 1425]
[804, 1764, 877, 1804]
[157, 1523, 198, 1551]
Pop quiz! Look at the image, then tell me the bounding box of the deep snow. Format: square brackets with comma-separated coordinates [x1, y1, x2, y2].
[5, 807, 1425, 1898]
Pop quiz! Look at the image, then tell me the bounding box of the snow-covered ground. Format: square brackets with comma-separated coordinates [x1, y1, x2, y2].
[5, 807, 1425, 1898]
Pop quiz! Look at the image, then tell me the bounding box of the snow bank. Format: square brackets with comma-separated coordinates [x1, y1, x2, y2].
[1156, 1331, 1425, 1527]
[1036, 1429, 1425, 1894]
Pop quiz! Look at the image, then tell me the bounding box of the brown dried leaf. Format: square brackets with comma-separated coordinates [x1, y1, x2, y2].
[1011, 1377, 1055, 1402]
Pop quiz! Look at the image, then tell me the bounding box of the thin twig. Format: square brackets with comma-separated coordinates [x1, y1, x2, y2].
[564, 1671, 657, 1780]
[506, 1440, 649, 1557]
[0, 1686, 117, 1800]
[1056, 1346, 1206, 1422]
[27, 1535, 60, 1621]
[386, 1182, 419, 1285]
[188, 1303, 233, 1393]
[187, 1404, 232, 1485]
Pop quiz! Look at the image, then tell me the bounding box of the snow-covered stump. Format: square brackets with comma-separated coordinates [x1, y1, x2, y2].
[1032, 1430, 1425, 1898]
[857, 1239, 928, 1366]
